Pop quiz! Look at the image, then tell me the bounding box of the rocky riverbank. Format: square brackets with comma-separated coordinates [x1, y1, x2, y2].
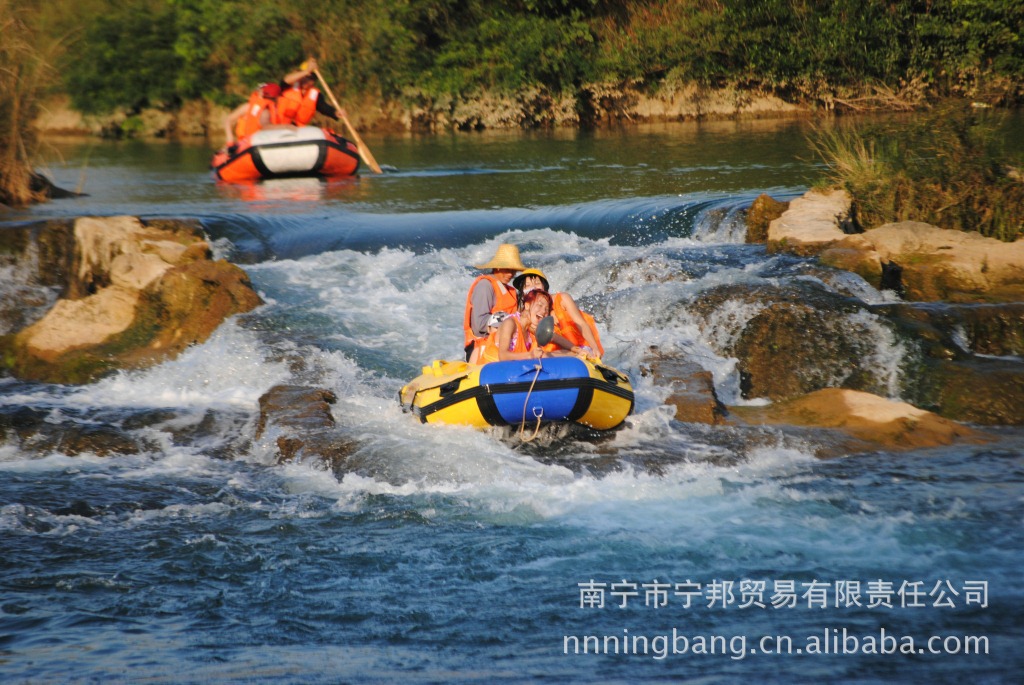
[645, 188, 1024, 444]
[255, 192, 1023, 469]
[33, 84, 810, 140]
[2, 202, 1020, 468]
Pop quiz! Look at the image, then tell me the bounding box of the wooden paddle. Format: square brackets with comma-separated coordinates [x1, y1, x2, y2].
[312, 67, 383, 174]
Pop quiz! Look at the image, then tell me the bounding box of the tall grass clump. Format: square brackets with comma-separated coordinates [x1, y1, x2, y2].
[812, 102, 1024, 242]
[0, 1, 51, 207]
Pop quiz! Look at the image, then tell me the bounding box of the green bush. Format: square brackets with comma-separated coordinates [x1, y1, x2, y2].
[39, 0, 1024, 118]
[812, 102, 1024, 241]
[64, 5, 183, 113]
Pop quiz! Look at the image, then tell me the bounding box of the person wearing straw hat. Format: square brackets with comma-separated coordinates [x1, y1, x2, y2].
[463, 243, 526, 362]
[511, 267, 605, 357]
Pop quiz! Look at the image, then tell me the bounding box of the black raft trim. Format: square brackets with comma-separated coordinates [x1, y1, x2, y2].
[311, 140, 329, 173]
[416, 377, 633, 425]
[250, 147, 273, 178]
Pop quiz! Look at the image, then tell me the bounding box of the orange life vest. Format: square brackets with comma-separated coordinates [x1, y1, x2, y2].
[278, 85, 320, 126]
[463, 274, 520, 350]
[235, 91, 278, 138]
[543, 292, 605, 356]
[478, 313, 536, 364]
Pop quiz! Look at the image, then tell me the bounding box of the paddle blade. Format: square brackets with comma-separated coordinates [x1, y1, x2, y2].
[535, 316, 555, 346]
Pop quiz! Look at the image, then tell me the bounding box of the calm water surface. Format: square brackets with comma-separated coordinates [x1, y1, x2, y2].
[1, 119, 1022, 683]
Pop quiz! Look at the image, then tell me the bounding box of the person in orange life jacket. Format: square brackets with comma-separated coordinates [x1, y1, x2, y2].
[478, 289, 585, 363]
[467, 311, 509, 364]
[463, 243, 526, 362]
[277, 58, 345, 127]
[222, 82, 282, 152]
[511, 268, 604, 357]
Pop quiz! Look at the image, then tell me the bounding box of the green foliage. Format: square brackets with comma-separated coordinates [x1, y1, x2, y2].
[35, 0, 1024, 117]
[64, 4, 184, 113]
[423, 10, 595, 95]
[590, 0, 725, 86]
[811, 102, 1024, 241]
[910, 0, 1024, 89]
[714, 0, 916, 96]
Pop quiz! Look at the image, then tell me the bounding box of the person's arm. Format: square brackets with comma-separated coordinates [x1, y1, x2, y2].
[541, 332, 588, 358]
[315, 96, 342, 121]
[557, 292, 601, 352]
[223, 103, 247, 146]
[469, 281, 496, 338]
[257, 106, 274, 129]
[283, 58, 317, 86]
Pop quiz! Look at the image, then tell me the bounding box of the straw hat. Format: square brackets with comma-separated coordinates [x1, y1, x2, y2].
[474, 244, 526, 271]
[512, 268, 549, 293]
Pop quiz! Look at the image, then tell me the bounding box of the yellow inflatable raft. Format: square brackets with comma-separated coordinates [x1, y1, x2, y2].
[399, 356, 634, 431]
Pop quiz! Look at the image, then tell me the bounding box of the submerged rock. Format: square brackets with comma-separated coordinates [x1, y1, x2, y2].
[0, 216, 263, 384]
[642, 349, 727, 424]
[0, 405, 149, 457]
[255, 384, 358, 469]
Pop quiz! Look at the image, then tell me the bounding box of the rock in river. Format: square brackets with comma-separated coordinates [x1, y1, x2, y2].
[0, 216, 263, 384]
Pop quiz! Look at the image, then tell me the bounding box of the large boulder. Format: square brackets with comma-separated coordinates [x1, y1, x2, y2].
[875, 302, 1024, 359]
[0, 216, 263, 383]
[687, 282, 894, 402]
[906, 357, 1024, 425]
[772, 191, 1024, 303]
[766, 188, 856, 256]
[733, 388, 988, 452]
[825, 221, 1024, 303]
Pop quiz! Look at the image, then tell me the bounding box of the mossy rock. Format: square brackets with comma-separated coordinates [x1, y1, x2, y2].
[911, 357, 1024, 425]
[0, 217, 263, 384]
[746, 193, 789, 244]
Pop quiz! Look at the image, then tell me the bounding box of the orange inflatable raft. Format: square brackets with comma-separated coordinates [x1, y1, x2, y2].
[212, 126, 360, 183]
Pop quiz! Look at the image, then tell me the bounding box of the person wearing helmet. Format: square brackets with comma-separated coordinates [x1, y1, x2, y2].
[477, 289, 584, 364]
[512, 267, 604, 357]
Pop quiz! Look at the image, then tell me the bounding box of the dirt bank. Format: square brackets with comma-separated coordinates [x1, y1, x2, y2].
[34, 84, 812, 142]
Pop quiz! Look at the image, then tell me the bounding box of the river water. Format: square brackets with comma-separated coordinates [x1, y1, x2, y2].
[2, 120, 1022, 683]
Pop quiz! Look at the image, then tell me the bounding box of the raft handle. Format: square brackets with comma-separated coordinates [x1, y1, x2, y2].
[439, 379, 462, 397]
[596, 365, 627, 384]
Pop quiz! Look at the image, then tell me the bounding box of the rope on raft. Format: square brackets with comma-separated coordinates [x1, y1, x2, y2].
[518, 360, 545, 442]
